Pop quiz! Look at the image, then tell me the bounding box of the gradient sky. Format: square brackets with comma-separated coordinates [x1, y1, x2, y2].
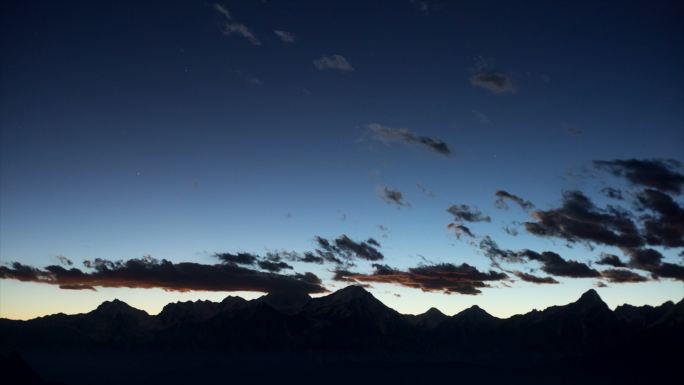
[1, 0, 683, 320]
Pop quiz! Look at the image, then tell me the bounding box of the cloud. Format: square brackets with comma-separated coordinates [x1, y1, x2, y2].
[594, 159, 684, 194]
[215, 252, 258, 265]
[213, 3, 261, 46]
[596, 253, 627, 268]
[503, 225, 519, 236]
[368, 123, 451, 156]
[635, 188, 684, 248]
[314, 235, 384, 263]
[517, 250, 601, 278]
[416, 183, 435, 197]
[289, 252, 326, 264]
[621, 247, 684, 280]
[379, 186, 410, 207]
[59, 284, 96, 290]
[223, 23, 261, 45]
[447, 223, 475, 239]
[447, 204, 491, 222]
[212, 3, 231, 19]
[56, 255, 73, 266]
[600, 268, 649, 283]
[650, 262, 684, 280]
[479, 236, 606, 279]
[479, 236, 522, 263]
[313, 54, 354, 72]
[274, 30, 295, 43]
[601, 187, 624, 200]
[512, 271, 559, 284]
[470, 71, 515, 94]
[625, 248, 664, 270]
[257, 260, 293, 272]
[0, 257, 326, 294]
[524, 190, 643, 248]
[472, 110, 491, 125]
[333, 262, 507, 295]
[495, 190, 534, 211]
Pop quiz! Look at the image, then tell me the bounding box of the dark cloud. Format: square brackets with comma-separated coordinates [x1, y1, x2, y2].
[601, 187, 624, 200]
[368, 123, 451, 156]
[596, 253, 627, 268]
[447, 204, 491, 223]
[333, 262, 507, 295]
[215, 252, 258, 265]
[594, 159, 684, 194]
[366, 238, 381, 247]
[651, 262, 684, 280]
[470, 71, 515, 94]
[524, 190, 643, 248]
[503, 225, 519, 236]
[517, 250, 601, 278]
[624, 248, 684, 281]
[295, 252, 326, 264]
[59, 284, 96, 290]
[495, 190, 534, 211]
[600, 269, 649, 283]
[315, 235, 384, 263]
[479, 236, 522, 263]
[379, 186, 410, 207]
[447, 223, 475, 239]
[635, 188, 684, 247]
[257, 260, 293, 273]
[56, 255, 73, 266]
[0, 257, 326, 294]
[625, 248, 663, 270]
[512, 271, 559, 284]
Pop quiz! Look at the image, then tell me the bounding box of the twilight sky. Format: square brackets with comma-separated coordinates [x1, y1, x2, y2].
[1, 0, 683, 320]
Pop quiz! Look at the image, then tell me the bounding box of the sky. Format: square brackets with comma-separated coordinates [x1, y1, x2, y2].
[1, 0, 683, 320]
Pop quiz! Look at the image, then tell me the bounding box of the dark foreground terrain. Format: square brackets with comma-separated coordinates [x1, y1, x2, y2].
[2, 287, 682, 385]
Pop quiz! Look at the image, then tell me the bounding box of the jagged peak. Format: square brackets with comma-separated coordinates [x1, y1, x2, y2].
[92, 299, 146, 316]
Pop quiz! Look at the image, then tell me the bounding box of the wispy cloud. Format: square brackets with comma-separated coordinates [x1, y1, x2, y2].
[495, 190, 534, 211]
[470, 57, 515, 94]
[274, 30, 295, 43]
[313, 54, 354, 72]
[368, 123, 451, 156]
[213, 3, 261, 46]
[212, 3, 231, 19]
[378, 186, 410, 207]
[447, 204, 491, 222]
[470, 71, 515, 94]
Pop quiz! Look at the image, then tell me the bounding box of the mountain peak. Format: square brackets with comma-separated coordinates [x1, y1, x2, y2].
[454, 305, 493, 320]
[255, 290, 311, 314]
[92, 299, 146, 317]
[424, 307, 446, 317]
[333, 285, 372, 299]
[577, 289, 604, 305]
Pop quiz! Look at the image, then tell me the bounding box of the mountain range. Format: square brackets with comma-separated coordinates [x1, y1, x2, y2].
[1, 287, 682, 385]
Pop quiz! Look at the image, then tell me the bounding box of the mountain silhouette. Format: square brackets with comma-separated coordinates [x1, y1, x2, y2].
[404, 307, 448, 329]
[1, 287, 681, 385]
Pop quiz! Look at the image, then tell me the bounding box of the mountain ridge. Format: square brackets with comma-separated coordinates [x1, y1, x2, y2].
[1, 287, 681, 354]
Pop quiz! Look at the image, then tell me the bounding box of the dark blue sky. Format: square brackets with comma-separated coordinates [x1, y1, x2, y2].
[1, 0, 683, 318]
